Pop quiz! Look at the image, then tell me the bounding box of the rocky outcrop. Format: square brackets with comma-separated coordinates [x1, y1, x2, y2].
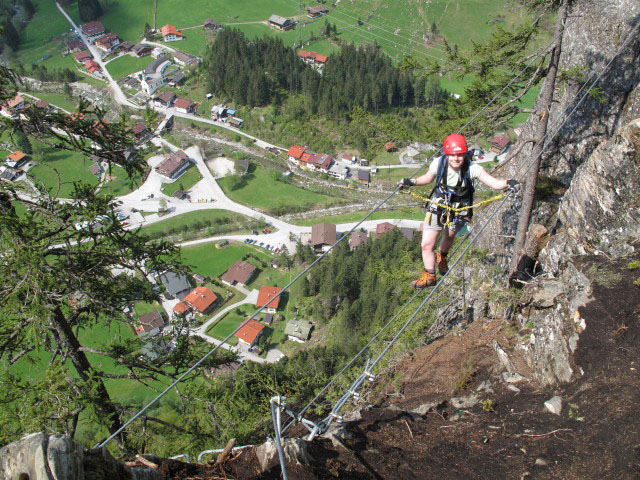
[0, 433, 162, 480]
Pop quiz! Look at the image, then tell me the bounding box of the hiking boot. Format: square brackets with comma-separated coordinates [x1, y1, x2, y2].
[411, 271, 436, 289]
[436, 252, 449, 275]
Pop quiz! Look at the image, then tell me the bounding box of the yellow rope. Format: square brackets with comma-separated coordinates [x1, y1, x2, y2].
[404, 190, 506, 213]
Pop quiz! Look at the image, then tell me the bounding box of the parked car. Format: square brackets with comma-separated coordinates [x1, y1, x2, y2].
[265, 244, 271, 249]
[275, 248, 280, 254]
[259, 242, 264, 247]
[263, 228, 271, 234]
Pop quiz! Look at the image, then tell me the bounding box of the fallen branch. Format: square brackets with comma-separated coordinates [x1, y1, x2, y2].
[404, 419, 414, 439]
[516, 428, 572, 438]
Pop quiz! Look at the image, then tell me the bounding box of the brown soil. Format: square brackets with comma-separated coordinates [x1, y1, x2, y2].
[152, 254, 640, 479]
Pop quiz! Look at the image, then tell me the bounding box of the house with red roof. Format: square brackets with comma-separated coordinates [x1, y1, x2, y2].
[491, 133, 510, 154]
[155, 150, 191, 179]
[376, 222, 396, 239]
[183, 286, 217, 314]
[256, 286, 283, 313]
[174, 98, 196, 114]
[84, 60, 102, 76]
[81, 21, 105, 41]
[287, 145, 306, 164]
[6, 151, 28, 168]
[234, 319, 265, 346]
[95, 33, 121, 53]
[6, 95, 26, 112]
[298, 50, 329, 68]
[161, 24, 183, 42]
[74, 51, 92, 63]
[173, 302, 189, 317]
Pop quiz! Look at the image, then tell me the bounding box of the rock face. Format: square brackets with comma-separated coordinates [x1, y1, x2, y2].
[0, 433, 162, 480]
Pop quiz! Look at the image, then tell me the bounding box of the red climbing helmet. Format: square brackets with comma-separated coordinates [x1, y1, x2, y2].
[443, 134, 468, 155]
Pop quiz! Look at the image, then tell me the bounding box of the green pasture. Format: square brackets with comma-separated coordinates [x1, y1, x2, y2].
[133, 300, 165, 317]
[292, 208, 424, 226]
[160, 166, 203, 196]
[368, 150, 402, 166]
[26, 92, 80, 113]
[105, 54, 152, 79]
[205, 315, 241, 345]
[99, 165, 144, 197]
[180, 243, 270, 280]
[28, 141, 99, 198]
[217, 166, 343, 213]
[140, 209, 253, 238]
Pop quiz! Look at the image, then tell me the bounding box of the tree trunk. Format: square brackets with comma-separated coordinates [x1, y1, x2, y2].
[509, 1, 569, 280]
[50, 305, 127, 450]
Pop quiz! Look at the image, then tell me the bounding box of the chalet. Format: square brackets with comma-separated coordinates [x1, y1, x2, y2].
[341, 153, 356, 164]
[131, 123, 152, 141]
[94, 33, 120, 53]
[6, 95, 26, 113]
[161, 24, 183, 42]
[33, 99, 53, 112]
[227, 116, 243, 129]
[491, 133, 510, 154]
[287, 145, 306, 164]
[155, 150, 191, 179]
[84, 60, 102, 76]
[132, 44, 153, 57]
[0, 166, 22, 182]
[174, 98, 196, 114]
[350, 231, 368, 249]
[297, 50, 328, 68]
[309, 153, 333, 172]
[284, 319, 313, 342]
[376, 222, 395, 239]
[167, 71, 186, 87]
[80, 21, 105, 41]
[66, 38, 85, 53]
[203, 19, 223, 31]
[153, 91, 177, 108]
[234, 319, 265, 347]
[268, 15, 295, 31]
[151, 47, 167, 59]
[306, 5, 329, 17]
[173, 51, 200, 66]
[183, 287, 217, 314]
[356, 169, 370, 184]
[118, 41, 135, 52]
[327, 162, 348, 180]
[6, 151, 28, 168]
[135, 311, 164, 337]
[140, 58, 172, 95]
[311, 223, 336, 253]
[220, 260, 256, 287]
[158, 271, 192, 299]
[89, 162, 103, 176]
[256, 286, 283, 314]
[172, 301, 189, 317]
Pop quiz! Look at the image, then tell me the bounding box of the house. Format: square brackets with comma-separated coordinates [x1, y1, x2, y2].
[183, 286, 217, 314]
[350, 231, 368, 249]
[118, 40, 135, 52]
[95, 33, 120, 52]
[192, 273, 206, 283]
[172, 189, 189, 200]
[66, 38, 85, 53]
[297, 50, 329, 68]
[211, 105, 232, 120]
[153, 91, 176, 108]
[139, 58, 172, 95]
[270, 257, 280, 269]
[132, 44, 153, 57]
[227, 117, 243, 129]
[5, 95, 27, 114]
[220, 260, 257, 287]
[174, 98, 196, 114]
[384, 141, 397, 152]
[158, 271, 192, 299]
[311, 223, 336, 253]
[203, 19, 223, 31]
[284, 319, 313, 342]
[256, 286, 283, 313]
[155, 150, 191, 179]
[306, 5, 329, 17]
[287, 145, 306, 164]
[173, 51, 200, 66]
[341, 153, 356, 164]
[89, 162, 103, 176]
[356, 169, 370, 184]
[167, 71, 186, 87]
[151, 47, 167, 59]
[6, 151, 28, 168]
[0, 166, 22, 182]
[80, 21, 105, 41]
[84, 60, 102, 76]
[173, 302, 189, 317]
[376, 222, 396, 239]
[234, 319, 265, 346]
[307, 153, 332, 173]
[33, 99, 53, 112]
[268, 15, 295, 31]
[359, 158, 369, 166]
[491, 133, 510, 154]
[131, 122, 151, 140]
[135, 311, 164, 337]
[327, 162, 348, 180]
[161, 24, 183, 42]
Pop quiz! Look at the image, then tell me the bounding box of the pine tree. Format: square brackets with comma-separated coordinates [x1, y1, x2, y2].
[2, 20, 21, 50]
[13, 129, 32, 154]
[78, 0, 103, 22]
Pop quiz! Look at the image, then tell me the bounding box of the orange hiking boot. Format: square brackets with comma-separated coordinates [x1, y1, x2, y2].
[436, 252, 449, 275]
[411, 270, 436, 289]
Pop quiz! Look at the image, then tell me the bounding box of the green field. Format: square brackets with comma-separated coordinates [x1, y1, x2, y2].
[218, 166, 344, 213]
[293, 208, 425, 227]
[105, 54, 153, 79]
[180, 243, 271, 280]
[28, 141, 99, 198]
[205, 315, 241, 345]
[25, 92, 80, 113]
[99, 165, 145, 197]
[160, 166, 203, 196]
[140, 209, 254, 238]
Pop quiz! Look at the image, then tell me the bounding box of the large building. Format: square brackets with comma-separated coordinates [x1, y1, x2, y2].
[161, 24, 183, 42]
[311, 223, 337, 253]
[268, 15, 295, 31]
[139, 58, 172, 95]
[155, 150, 191, 179]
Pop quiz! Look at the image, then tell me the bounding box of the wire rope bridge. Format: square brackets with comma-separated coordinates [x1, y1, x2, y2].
[94, 12, 637, 480]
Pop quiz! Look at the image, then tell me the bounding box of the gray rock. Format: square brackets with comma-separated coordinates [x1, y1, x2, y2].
[450, 394, 480, 409]
[507, 384, 521, 393]
[532, 280, 564, 308]
[476, 380, 494, 393]
[544, 396, 563, 415]
[503, 372, 526, 383]
[494, 341, 516, 373]
[410, 402, 438, 416]
[535, 458, 549, 466]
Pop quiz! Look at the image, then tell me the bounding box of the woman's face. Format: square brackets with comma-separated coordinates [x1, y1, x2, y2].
[447, 153, 465, 169]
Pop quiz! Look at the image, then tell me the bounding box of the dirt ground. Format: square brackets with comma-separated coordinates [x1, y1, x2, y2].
[147, 253, 640, 479]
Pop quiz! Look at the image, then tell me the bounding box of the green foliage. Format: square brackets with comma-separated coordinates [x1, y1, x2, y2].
[481, 399, 494, 412]
[78, 0, 103, 22]
[627, 261, 639, 270]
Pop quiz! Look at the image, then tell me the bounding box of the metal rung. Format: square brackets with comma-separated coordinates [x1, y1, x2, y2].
[349, 389, 361, 400]
[330, 413, 344, 423]
[364, 371, 376, 382]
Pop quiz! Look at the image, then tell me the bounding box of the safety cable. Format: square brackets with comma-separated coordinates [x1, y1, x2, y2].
[97, 9, 580, 449]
